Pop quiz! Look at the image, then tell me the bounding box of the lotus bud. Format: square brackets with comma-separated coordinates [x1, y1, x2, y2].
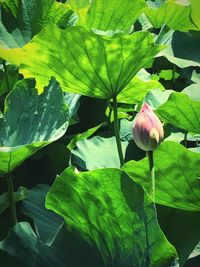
[132, 103, 164, 151]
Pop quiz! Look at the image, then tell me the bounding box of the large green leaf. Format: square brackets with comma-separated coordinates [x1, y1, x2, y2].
[87, 0, 145, 32]
[158, 31, 200, 68]
[46, 167, 176, 267]
[0, 0, 74, 48]
[145, 0, 197, 31]
[122, 141, 200, 211]
[156, 92, 200, 134]
[0, 78, 68, 176]
[0, 25, 163, 98]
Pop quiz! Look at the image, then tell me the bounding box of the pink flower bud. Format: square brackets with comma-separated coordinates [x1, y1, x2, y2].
[132, 103, 164, 151]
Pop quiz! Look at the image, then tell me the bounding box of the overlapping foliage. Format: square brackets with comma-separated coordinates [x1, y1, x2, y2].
[0, 0, 200, 266]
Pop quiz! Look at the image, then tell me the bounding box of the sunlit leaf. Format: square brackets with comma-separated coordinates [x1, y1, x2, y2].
[46, 167, 176, 267]
[156, 92, 200, 134]
[122, 141, 200, 211]
[190, 0, 200, 30]
[0, 25, 163, 98]
[117, 69, 164, 104]
[67, 0, 90, 26]
[145, 0, 197, 31]
[87, 0, 145, 32]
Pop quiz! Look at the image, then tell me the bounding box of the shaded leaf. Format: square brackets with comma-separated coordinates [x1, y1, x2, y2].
[0, 191, 25, 215]
[157, 205, 200, 267]
[0, 78, 68, 176]
[46, 167, 176, 267]
[0, 222, 73, 267]
[63, 92, 81, 125]
[156, 92, 200, 134]
[0, 25, 163, 98]
[0, 0, 74, 48]
[19, 184, 64, 246]
[122, 141, 200, 211]
[182, 84, 200, 101]
[0, 64, 20, 95]
[158, 31, 200, 68]
[0, 0, 19, 17]
[72, 136, 128, 170]
[144, 88, 173, 109]
[67, 122, 104, 150]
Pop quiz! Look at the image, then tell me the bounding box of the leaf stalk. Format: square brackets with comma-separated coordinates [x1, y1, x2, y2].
[6, 174, 18, 225]
[147, 151, 155, 202]
[113, 96, 124, 167]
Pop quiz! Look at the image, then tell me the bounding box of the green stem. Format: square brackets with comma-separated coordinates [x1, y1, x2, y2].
[3, 61, 10, 92]
[147, 151, 155, 203]
[172, 64, 176, 90]
[184, 132, 188, 148]
[6, 174, 17, 225]
[113, 96, 124, 167]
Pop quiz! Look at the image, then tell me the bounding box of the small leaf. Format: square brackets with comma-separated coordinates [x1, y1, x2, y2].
[144, 88, 173, 109]
[67, 123, 104, 150]
[72, 136, 128, 170]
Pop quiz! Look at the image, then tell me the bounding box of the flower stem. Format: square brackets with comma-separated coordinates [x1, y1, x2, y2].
[113, 96, 124, 167]
[6, 174, 18, 225]
[3, 61, 10, 92]
[147, 151, 155, 203]
[172, 64, 176, 90]
[184, 132, 188, 148]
